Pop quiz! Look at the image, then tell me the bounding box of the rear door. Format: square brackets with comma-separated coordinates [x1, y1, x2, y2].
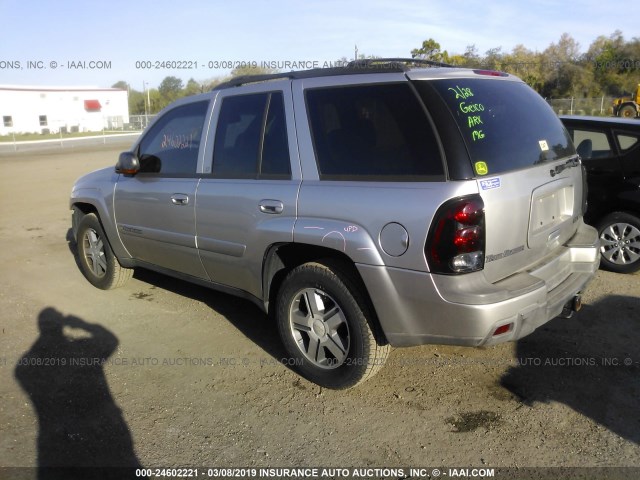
[195, 81, 300, 299]
[416, 75, 582, 283]
[563, 121, 623, 221]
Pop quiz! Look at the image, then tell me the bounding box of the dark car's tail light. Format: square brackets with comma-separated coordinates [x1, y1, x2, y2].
[426, 195, 485, 274]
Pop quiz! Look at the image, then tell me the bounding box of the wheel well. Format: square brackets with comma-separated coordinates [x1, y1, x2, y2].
[263, 243, 388, 344]
[593, 209, 640, 225]
[71, 202, 99, 239]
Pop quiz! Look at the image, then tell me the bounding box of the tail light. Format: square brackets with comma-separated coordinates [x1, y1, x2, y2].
[426, 195, 485, 274]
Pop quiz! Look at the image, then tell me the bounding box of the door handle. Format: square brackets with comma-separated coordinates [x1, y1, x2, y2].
[171, 194, 189, 206]
[259, 199, 284, 214]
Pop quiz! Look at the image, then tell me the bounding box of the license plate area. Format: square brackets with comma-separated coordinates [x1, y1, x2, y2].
[528, 181, 575, 249]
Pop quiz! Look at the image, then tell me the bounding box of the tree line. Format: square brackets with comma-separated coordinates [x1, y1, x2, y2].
[115, 31, 639, 115]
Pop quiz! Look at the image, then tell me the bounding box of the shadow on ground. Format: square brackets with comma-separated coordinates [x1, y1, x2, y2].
[14, 308, 144, 479]
[133, 268, 287, 362]
[501, 294, 640, 444]
[66, 228, 287, 371]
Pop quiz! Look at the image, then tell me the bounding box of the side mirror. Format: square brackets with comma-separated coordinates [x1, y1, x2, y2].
[115, 152, 140, 175]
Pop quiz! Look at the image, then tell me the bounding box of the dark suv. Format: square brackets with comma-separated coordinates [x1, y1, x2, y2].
[70, 60, 600, 389]
[561, 116, 640, 273]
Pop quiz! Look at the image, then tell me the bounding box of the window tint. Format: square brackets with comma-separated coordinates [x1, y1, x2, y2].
[421, 79, 574, 176]
[306, 83, 444, 180]
[213, 92, 291, 179]
[137, 101, 209, 175]
[261, 93, 291, 177]
[617, 133, 639, 151]
[569, 129, 612, 159]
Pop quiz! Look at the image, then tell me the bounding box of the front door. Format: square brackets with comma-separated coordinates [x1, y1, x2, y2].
[114, 98, 211, 279]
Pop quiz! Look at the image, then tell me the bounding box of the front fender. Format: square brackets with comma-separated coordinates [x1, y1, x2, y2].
[70, 169, 131, 261]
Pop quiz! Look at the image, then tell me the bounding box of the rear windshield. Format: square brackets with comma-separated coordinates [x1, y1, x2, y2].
[415, 79, 574, 176]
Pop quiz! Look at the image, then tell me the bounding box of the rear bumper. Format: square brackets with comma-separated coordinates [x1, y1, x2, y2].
[358, 221, 600, 347]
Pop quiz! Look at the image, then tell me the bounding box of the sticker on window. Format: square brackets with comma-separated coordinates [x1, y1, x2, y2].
[480, 177, 501, 190]
[474, 161, 489, 176]
[539, 140, 549, 151]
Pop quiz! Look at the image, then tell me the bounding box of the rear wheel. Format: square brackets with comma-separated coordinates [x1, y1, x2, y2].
[76, 213, 133, 289]
[618, 104, 637, 118]
[596, 212, 640, 274]
[276, 260, 390, 389]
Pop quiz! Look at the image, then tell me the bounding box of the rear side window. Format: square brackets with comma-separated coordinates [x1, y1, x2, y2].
[567, 129, 613, 159]
[419, 79, 574, 176]
[212, 92, 291, 179]
[305, 83, 444, 180]
[137, 100, 209, 175]
[617, 133, 639, 151]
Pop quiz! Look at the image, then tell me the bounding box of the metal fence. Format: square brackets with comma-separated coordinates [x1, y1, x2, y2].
[546, 97, 615, 116]
[127, 115, 157, 131]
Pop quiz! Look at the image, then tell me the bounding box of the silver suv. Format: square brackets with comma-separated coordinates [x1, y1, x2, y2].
[70, 60, 600, 389]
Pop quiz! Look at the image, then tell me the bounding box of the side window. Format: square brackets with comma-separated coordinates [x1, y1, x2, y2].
[616, 133, 639, 151]
[137, 100, 209, 175]
[305, 83, 444, 180]
[570, 129, 612, 160]
[212, 92, 291, 179]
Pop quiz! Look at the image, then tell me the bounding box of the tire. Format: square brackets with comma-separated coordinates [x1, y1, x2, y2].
[76, 213, 133, 289]
[275, 260, 390, 389]
[596, 212, 640, 274]
[618, 105, 637, 118]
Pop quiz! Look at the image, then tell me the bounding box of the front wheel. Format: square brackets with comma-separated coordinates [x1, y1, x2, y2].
[596, 212, 640, 274]
[276, 261, 390, 389]
[76, 213, 133, 289]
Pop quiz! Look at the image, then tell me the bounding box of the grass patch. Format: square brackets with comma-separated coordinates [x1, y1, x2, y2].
[0, 131, 139, 142]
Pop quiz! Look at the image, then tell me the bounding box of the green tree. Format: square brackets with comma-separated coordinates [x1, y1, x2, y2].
[411, 38, 449, 63]
[540, 33, 591, 97]
[111, 80, 129, 90]
[158, 76, 184, 107]
[503, 45, 543, 90]
[184, 78, 203, 96]
[230, 65, 277, 77]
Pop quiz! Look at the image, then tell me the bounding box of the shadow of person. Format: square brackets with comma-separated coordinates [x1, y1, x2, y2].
[14, 308, 144, 479]
[501, 294, 640, 444]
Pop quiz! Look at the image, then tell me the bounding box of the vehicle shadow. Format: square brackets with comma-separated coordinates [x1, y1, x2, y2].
[501, 294, 640, 444]
[66, 228, 287, 366]
[14, 307, 145, 479]
[133, 269, 288, 363]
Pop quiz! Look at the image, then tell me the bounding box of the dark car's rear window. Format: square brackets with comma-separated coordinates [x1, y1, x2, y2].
[415, 78, 575, 177]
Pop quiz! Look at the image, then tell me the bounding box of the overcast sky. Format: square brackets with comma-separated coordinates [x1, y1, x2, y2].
[0, 0, 636, 89]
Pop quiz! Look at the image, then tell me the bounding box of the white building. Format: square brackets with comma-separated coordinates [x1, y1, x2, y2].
[0, 85, 129, 136]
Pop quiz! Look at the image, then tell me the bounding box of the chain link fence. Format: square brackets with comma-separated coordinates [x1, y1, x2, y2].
[127, 115, 157, 131]
[546, 97, 615, 116]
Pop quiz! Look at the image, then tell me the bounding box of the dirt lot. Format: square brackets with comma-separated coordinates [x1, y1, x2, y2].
[0, 141, 639, 479]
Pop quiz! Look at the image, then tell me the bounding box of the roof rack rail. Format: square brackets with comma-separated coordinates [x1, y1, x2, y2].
[347, 57, 455, 69]
[212, 58, 453, 90]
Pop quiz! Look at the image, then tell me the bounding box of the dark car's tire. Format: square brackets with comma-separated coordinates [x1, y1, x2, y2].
[76, 213, 133, 289]
[596, 212, 640, 274]
[276, 260, 390, 389]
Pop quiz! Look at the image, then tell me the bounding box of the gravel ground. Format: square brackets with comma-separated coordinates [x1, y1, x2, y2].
[0, 141, 638, 479]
